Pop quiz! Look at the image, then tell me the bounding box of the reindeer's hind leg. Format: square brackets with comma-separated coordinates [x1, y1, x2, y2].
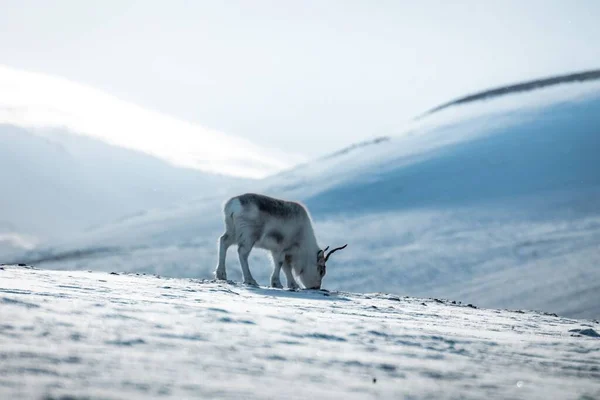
[230, 215, 260, 286]
[215, 210, 235, 280]
[215, 232, 233, 280]
[237, 242, 258, 286]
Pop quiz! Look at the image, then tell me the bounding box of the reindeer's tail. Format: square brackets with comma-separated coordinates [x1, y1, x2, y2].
[222, 197, 242, 236]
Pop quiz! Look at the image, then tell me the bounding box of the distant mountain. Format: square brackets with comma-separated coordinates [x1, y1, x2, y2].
[0, 64, 303, 178]
[11, 73, 600, 319]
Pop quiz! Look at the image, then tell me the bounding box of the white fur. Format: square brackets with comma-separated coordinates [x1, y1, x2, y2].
[214, 194, 328, 289]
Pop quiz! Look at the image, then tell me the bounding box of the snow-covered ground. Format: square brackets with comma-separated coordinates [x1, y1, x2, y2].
[13, 78, 600, 320]
[1, 265, 599, 400]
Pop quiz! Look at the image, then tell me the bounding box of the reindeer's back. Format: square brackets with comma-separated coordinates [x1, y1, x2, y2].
[234, 193, 306, 220]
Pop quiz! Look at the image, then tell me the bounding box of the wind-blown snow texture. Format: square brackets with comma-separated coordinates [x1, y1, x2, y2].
[10, 79, 600, 319]
[1, 266, 599, 400]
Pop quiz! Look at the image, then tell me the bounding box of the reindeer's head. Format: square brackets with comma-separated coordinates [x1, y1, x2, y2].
[299, 244, 348, 290]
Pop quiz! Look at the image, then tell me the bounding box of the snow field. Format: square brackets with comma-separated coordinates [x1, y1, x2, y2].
[1, 266, 599, 399]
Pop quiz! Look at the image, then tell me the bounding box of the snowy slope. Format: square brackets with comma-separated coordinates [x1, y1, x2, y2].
[0, 124, 246, 253]
[11, 78, 600, 319]
[1, 265, 599, 400]
[0, 64, 301, 178]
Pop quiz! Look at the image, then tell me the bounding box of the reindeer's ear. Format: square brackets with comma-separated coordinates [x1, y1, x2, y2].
[317, 249, 326, 261]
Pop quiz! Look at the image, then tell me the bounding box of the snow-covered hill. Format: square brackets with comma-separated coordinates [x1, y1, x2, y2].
[1, 265, 598, 400]
[0, 124, 246, 253]
[10, 76, 600, 319]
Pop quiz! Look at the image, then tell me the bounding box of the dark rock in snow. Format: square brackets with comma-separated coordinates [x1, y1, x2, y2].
[569, 328, 600, 338]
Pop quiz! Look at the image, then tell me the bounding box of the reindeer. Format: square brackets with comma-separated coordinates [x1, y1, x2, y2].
[214, 193, 347, 289]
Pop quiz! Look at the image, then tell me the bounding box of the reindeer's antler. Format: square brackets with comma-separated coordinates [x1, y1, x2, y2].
[325, 244, 347, 262]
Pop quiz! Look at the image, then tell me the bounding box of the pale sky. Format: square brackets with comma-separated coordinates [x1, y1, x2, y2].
[1, 0, 599, 159]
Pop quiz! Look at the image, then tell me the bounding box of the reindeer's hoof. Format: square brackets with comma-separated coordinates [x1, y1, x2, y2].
[244, 279, 259, 287]
[287, 282, 299, 290]
[215, 269, 227, 281]
[270, 278, 283, 289]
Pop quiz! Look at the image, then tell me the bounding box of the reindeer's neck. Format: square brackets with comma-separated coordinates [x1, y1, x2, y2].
[300, 221, 319, 250]
[291, 223, 319, 267]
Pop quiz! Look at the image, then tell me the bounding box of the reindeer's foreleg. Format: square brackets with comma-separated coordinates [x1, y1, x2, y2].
[270, 252, 283, 289]
[282, 255, 299, 290]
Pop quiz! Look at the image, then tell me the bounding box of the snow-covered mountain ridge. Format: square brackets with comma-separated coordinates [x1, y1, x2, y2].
[1, 265, 598, 400]
[419, 68, 600, 117]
